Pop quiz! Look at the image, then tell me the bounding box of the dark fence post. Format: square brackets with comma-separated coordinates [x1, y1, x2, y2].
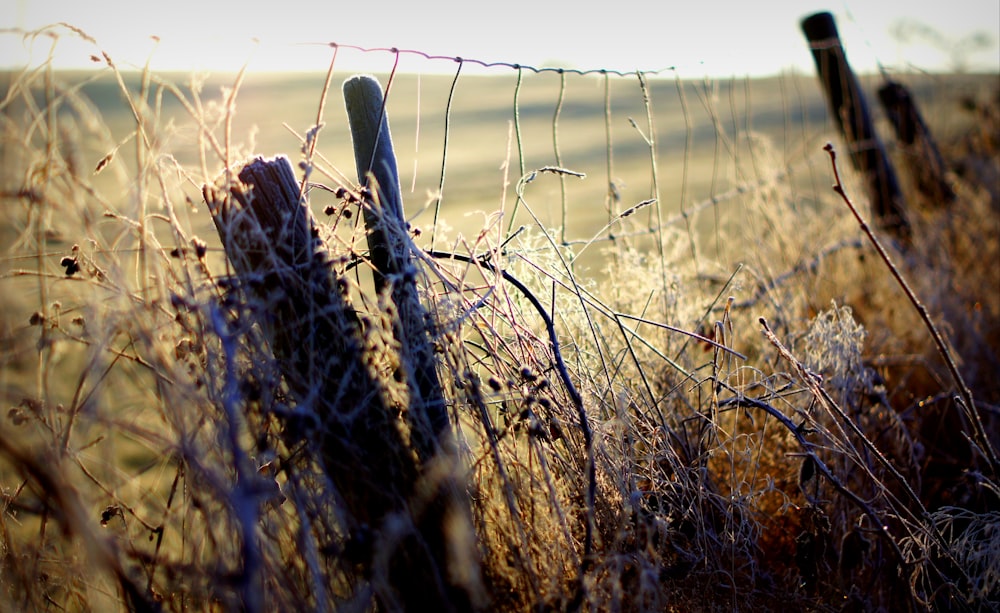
[878, 80, 957, 205]
[203, 156, 421, 519]
[204, 155, 478, 612]
[202, 153, 419, 543]
[801, 11, 911, 241]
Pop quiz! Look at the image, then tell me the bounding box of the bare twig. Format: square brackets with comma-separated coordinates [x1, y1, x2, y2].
[823, 143, 998, 478]
[716, 392, 910, 567]
[758, 317, 931, 521]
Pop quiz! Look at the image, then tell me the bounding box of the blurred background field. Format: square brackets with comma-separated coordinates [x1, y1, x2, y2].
[2, 66, 991, 260]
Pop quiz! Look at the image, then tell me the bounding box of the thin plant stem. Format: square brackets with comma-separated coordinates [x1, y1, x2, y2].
[823, 142, 999, 478]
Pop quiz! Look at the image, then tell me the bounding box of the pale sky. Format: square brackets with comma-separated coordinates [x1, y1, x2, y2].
[2, 0, 998, 76]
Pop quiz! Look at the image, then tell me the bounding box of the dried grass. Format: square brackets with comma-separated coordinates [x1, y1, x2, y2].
[1, 25, 998, 612]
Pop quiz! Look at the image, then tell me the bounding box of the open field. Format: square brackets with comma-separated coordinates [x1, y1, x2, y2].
[2, 67, 990, 265]
[1, 49, 998, 612]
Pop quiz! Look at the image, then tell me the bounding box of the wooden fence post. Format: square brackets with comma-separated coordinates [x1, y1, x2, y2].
[801, 11, 911, 241]
[343, 74, 450, 457]
[203, 156, 418, 524]
[878, 80, 957, 205]
[204, 155, 477, 612]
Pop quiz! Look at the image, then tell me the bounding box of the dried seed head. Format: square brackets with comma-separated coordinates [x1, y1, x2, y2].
[191, 237, 208, 260]
[60, 256, 80, 276]
[7, 407, 28, 426]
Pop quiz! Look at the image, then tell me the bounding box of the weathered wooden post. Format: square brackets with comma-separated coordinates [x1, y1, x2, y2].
[203, 157, 419, 521]
[204, 153, 479, 611]
[801, 11, 911, 241]
[878, 80, 957, 205]
[343, 75, 450, 457]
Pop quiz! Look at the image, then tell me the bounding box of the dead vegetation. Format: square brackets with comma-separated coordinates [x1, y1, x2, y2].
[1, 25, 998, 612]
